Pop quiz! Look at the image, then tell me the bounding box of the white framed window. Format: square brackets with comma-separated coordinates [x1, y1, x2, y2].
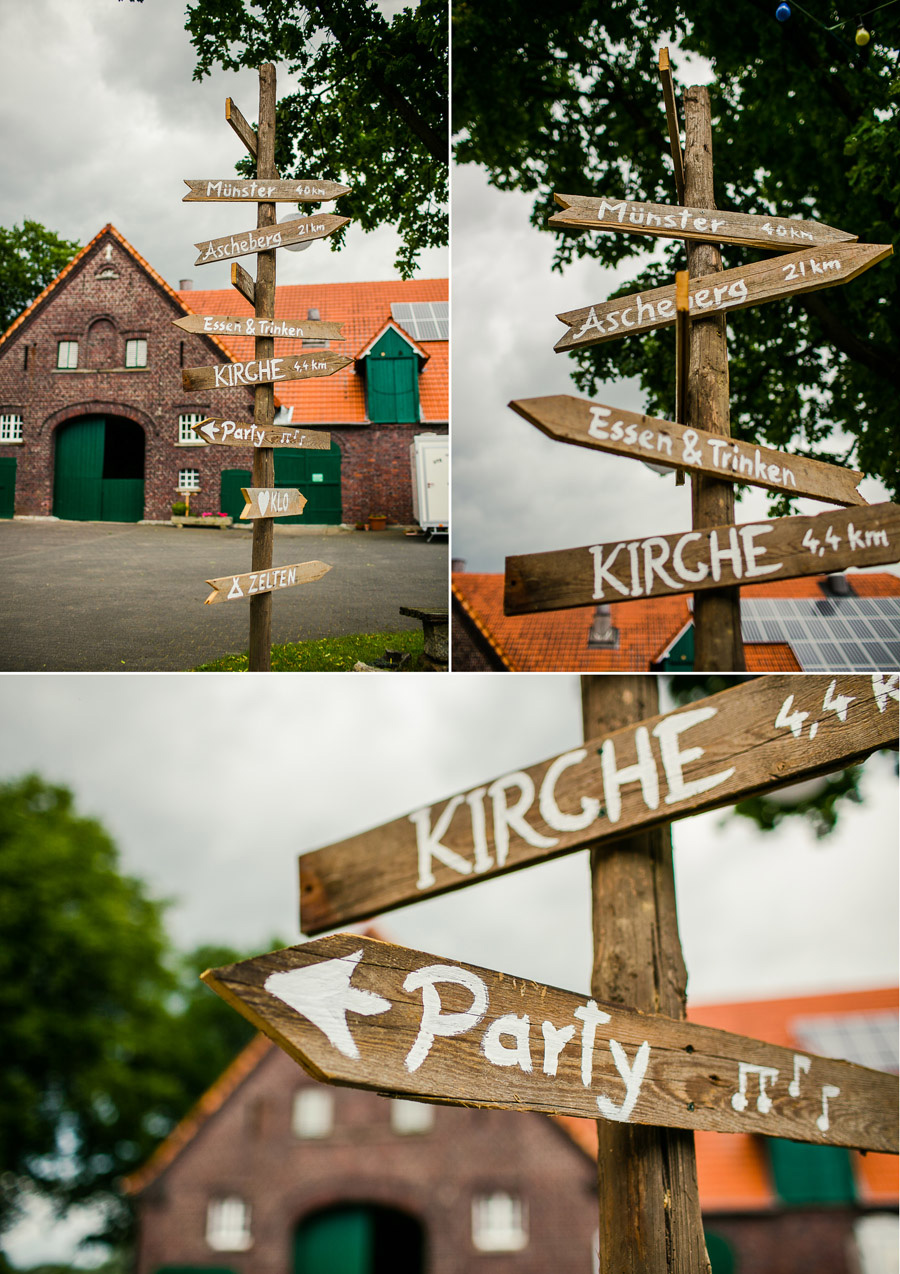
[178, 468, 200, 491]
[206, 1196, 251, 1251]
[178, 413, 207, 445]
[125, 338, 147, 367]
[390, 1099, 434, 1135]
[854, 1214, 899, 1274]
[292, 1088, 334, 1139]
[471, 1193, 528, 1252]
[56, 340, 78, 369]
[0, 414, 23, 442]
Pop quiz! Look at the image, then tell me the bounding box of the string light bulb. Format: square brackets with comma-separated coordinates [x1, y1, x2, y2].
[776, 2, 792, 18]
[855, 22, 871, 41]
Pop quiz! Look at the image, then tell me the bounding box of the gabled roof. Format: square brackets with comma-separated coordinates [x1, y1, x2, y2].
[0, 223, 237, 366]
[452, 572, 900, 672]
[177, 277, 448, 425]
[355, 318, 431, 362]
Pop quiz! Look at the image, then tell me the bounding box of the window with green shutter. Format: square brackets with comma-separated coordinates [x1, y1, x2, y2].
[363, 327, 420, 423]
[768, 1137, 856, 1205]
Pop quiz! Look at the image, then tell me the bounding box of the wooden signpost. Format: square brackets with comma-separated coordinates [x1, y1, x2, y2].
[173, 314, 344, 340]
[510, 395, 867, 507]
[549, 194, 858, 253]
[191, 417, 331, 450]
[296, 674, 899, 932]
[182, 351, 352, 392]
[203, 933, 898, 1153]
[240, 487, 307, 520]
[504, 500, 900, 615]
[183, 178, 351, 202]
[204, 559, 331, 605]
[194, 214, 349, 266]
[554, 242, 892, 351]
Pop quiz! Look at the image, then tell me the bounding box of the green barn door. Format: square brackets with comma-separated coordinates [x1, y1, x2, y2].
[294, 1207, 371, 1274]
[275, 443, 341, 524]
[365, 329, 419, 423]
[0, 457, 16, 518]
[220, 468, 252, 522]
[54, 417, 105, 520]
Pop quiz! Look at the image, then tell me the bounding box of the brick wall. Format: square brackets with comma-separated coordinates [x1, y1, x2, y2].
[336, 424, 448, 526]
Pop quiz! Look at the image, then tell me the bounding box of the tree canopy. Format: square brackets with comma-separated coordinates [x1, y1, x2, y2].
[0, 222, 81, 333]
[0, 777, 257, 1244]
[452, 1, 900, 503]
[187, 0, 448, 278]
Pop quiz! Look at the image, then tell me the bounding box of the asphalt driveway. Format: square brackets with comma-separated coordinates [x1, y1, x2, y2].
[0, 520, 448, 671]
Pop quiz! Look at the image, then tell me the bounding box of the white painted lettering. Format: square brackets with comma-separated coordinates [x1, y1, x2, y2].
[486, 772, 558, 867]
[596, 1039, 651, 1123]
[539, 750, 599, 832]
[482, 1014, 533, 1073]
[600, 726, 659, 823]
[403, 964, 489, 1073]
[573, 1001, 611, 1087]
[653, 706, 736, 806]
[541, 1021, 577, 1077]
[410, 797, 473, 889]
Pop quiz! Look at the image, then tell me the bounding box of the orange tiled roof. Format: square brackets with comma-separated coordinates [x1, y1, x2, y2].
[452, 572, 900, 672]
[554, 986, 898, 1211]
[177, 278, 448, 425]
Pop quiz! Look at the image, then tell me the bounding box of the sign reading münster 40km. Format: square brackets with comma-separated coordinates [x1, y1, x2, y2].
[297, 675, 898, 933]
[203, 934, 898, 1153]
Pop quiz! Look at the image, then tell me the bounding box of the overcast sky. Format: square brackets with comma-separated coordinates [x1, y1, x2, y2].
[0, 0, 446, 291]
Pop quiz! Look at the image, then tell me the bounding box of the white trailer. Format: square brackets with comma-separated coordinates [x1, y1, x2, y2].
[410, 433, 448, 539]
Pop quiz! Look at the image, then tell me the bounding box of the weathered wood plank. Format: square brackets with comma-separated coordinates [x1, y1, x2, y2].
[550, 194, 857, 253]
[182, 351, 352, 392]
[191, 417, 331, 450]
[230, 261, 255, 307]
[554, 243, 892, 352]
[204, 559, 331, 606]
[202, 933, 898, 1153]
[297, 675, 899, 931]
[657, 48, 685, 204]
[184, 178, 350, 202]
[240, 487, 307, 520]
[173, 314, 344, 340]
[195, 215, 350, 266]
[504, 502, 900, 614]
[510, 395, 867, 507]
[225, 97, 258, 158]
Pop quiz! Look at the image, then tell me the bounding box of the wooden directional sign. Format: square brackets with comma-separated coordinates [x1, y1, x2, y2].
[504, 501, 900, 615]
[184, 178, 351, 202]
[202, 934, 898, 1153]
[195, 215, 350, 266]
[204, 560, 331, 605]
[555, 243, 892, 352]
[511, 395, 867, 507]
[240, 487, 307, 520]
[191, 418, 331, 450]
[550, 194, 857, 253]
[182, 351, 352, 392]
[173, 314, 344, 341]
[298, 675, 898, 931]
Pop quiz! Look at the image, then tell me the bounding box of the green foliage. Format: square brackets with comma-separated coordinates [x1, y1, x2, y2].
[194, 626, 425, 671]
[186, 0, 448, 277]
[0, 777, 257, 1245]
[0, 221, 81, 332]
[452, 1, 900, 499]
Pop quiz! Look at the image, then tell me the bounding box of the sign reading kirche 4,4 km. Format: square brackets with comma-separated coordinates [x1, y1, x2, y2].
[297, 675, 899, 933]
[183, 352, 352, 392]
[202, 934, 898, 1153]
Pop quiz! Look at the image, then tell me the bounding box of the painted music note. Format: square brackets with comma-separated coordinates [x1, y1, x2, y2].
[731, 1062, 780, 1114]
[817, 1084, 841, 1133]
[789, 1053, 811, 1098]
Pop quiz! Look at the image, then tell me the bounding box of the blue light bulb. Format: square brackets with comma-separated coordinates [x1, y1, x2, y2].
[776, 2, 791, 19]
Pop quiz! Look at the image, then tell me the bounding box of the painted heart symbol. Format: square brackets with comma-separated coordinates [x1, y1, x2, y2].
[258, 490, 270, 515]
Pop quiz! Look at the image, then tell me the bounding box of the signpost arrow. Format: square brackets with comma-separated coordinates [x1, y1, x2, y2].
[504, 501, 900, 615]
[172, 314, 344, 340]
[195, 214, 350, 266]
[554, 243, 892, 352]
[240, 487, 307, 520]
[182, 352, 352, 392]
[297, 675, 898, 932]
[549, 194, 857, 253]
[192, 417, 331, 450]
[202, 933, 898, 1152]
[204, 559, 331, 605]
[183, 178, 351, 202]
[511, 394, 867, 507]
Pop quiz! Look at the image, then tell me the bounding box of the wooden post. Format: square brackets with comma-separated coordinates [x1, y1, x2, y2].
[683, 88, 745, 672]
[249, 63, 277, 671]
[582, 675, 710, 1274]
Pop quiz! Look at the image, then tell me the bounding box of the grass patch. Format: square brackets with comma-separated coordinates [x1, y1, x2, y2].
[194, 628, 425, 672]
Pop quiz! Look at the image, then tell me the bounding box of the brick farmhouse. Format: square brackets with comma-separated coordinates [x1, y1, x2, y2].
[0, 224, 447, 528]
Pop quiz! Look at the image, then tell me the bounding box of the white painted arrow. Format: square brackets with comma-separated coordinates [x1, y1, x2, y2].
[264, 948, 391, 1059]
[198, 420, 219, 441]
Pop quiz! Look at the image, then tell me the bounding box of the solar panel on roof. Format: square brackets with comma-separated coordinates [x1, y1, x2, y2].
[791, 1011, 899, 1074]
[741, 594, 900, 672]
[391, 301, 449, 341]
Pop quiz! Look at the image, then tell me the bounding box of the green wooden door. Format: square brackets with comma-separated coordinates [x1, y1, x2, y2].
[294, 1206, 371, 1274]
[0, 456, 16, 518]
[102, 479, 144, 522]
[220, 467, 252, 522]
[275, 444, 341, 524]
[54, 417, 105, 520]
[365, 329, 419, 423]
